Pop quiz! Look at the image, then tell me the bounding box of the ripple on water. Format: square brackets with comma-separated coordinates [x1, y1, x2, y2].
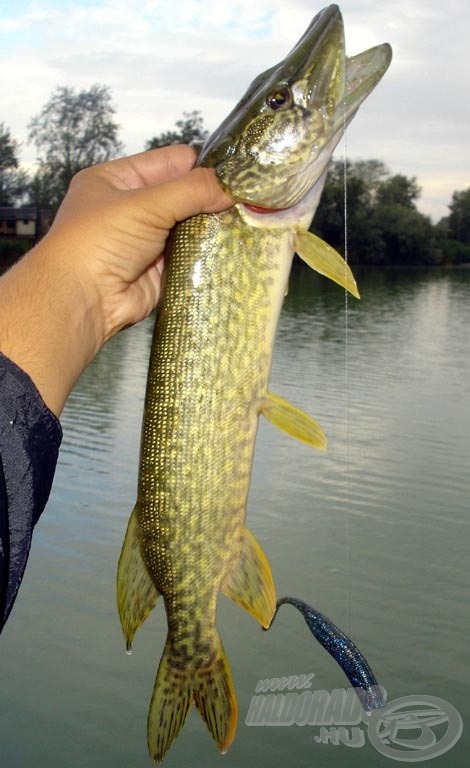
[3, 272, 469, 767]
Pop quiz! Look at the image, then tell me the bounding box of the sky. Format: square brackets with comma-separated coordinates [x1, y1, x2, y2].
[1, 0, 469, 221]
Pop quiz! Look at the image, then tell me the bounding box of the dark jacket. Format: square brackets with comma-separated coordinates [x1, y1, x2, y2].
[0, 353, 61, 632]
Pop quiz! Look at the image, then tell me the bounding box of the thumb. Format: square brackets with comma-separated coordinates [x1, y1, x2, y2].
[133, 167, 233, 230]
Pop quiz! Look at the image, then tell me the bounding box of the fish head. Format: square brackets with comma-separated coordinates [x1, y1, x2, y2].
[199, 4, 392, 211]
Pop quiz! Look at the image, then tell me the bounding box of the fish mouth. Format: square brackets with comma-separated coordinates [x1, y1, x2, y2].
[238, 170, 330, 229]
[199, 5, 391, 212]
[243, 203, 288, 215]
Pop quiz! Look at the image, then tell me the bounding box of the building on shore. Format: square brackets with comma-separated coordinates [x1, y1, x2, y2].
[0, 207, 53, 243]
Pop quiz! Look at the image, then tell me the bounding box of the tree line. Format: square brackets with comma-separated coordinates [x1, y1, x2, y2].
[313, 160, 470, 266]
[1, 84, 469, 266]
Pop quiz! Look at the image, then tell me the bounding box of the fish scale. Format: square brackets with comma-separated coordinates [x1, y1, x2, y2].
[116, 5, 391, 762]
[140, 210, 290, 588]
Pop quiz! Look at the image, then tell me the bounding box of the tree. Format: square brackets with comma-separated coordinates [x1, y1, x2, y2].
[27, 168, 59, 209]
[28, 84, 123, 208]
[146, 111, 209, 150]
[350, 159, 389, 199]
[312, 159, 444, 266]
[312, 159, 387, 264]
[374, 203, 442, 265]
[447, 188, 470, 245]
[0, 123, 29, 205]
[0, 123, 18, 171]
[376, 174, 421, 208]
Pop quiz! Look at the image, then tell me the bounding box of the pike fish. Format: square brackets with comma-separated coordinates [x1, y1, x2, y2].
[117, 5, 391, 762]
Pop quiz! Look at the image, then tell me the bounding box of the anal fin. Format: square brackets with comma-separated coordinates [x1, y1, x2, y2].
[221, 525, 276, 629]
[294, 227, 360, 299]
[260, 391, 327, 450]
[117, 504, 160, 651]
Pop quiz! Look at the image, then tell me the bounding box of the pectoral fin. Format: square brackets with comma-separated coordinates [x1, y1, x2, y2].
[117, 504, 161, 651]
[294, 227, 360, 299]
[221, 526, 276, 629]
[260, 391, 327, 450]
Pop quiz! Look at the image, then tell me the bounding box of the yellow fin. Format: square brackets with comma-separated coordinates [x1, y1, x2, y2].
[294, 227, 360, 299]
[147, 639, 193, 763]
[194, 633, 238, 755]
[260, 391, 327, 450]
[147, 633, 237, 762]
[117, 504, 160, 652]
[221, 525, 276, 629]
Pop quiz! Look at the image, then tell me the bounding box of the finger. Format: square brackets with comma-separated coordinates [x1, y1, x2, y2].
[133, 167, 233, 228]
[95, 145, 199, 191]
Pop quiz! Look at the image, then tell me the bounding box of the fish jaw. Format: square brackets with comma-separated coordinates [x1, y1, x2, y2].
[238, 167, 329, 234]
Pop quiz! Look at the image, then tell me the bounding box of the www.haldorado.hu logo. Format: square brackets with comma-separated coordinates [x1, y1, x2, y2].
[245, 675, 463, 762]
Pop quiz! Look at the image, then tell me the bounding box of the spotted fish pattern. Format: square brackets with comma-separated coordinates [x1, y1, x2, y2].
[116, 5, 391, 762]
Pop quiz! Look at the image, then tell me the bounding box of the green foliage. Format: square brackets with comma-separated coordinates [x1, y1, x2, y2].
[439, 237, 470, 265]
[2, 96, 469, 266]
[312, 159, 447, 266]
[350, 159, 389, 192]
[146, 111, 209, 150]
[0, 123, 29, 205]
[27, 168, 59, 208]
[374, 203, 442, 265]
[447, 188, 470, 245]
[375, 174, 421, 208]
[0, 123, 18, 171]
[28, 84, 123, 209]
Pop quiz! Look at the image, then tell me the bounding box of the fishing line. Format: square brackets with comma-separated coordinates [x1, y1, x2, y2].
[342, 112, 352, 635]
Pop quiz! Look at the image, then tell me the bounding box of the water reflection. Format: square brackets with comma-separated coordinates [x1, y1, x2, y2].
[0, 267, 468, 768]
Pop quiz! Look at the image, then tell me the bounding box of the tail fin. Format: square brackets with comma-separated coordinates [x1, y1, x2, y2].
[147, 633, 237, 763]
[193, 633, 238, 754]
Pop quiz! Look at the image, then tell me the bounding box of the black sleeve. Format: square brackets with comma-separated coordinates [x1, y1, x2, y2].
[0, 353, 62, 632]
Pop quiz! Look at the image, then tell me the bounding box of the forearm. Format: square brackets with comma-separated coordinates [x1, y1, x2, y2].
[0, 235, 99, 417]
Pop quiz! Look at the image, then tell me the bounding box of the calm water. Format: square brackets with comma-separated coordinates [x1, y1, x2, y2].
[1, 266, 469, 767]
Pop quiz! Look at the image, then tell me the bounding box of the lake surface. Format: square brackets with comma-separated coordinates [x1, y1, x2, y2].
[1, 266, 469, 767]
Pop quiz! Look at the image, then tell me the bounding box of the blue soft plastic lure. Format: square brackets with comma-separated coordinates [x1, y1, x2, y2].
[270, 596, 385, 711]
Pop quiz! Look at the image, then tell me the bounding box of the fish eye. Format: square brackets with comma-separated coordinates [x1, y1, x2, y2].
[266, 87, 292, 111]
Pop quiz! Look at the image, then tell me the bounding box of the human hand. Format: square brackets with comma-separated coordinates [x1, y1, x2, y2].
[50, 144, 233, 345]
[0, 146, 232, 416]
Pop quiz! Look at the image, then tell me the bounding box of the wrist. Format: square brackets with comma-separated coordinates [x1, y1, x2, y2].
[0, 236, 101, 416]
